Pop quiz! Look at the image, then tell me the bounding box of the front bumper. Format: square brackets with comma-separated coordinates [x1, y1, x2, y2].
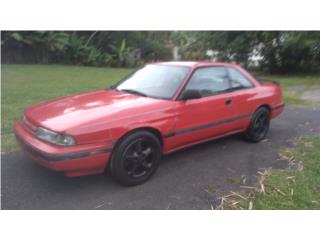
[14, 122, 113, 177]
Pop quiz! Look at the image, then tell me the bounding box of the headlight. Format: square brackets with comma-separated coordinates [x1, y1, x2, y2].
[36, 127, 76, 146]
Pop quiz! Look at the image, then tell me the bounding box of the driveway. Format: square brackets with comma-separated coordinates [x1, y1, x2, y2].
[1, 106, 320, 210]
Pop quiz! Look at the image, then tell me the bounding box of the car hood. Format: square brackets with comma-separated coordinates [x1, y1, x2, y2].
[25, 89, 171, 133]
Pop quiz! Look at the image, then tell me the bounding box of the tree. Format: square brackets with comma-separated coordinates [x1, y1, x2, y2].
[259, 31, 320, 73]
[2, 31, 320, 73]
[198, 31, 261, 67]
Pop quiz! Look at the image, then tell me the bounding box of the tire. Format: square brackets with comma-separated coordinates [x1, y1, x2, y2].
[244, 107, 270, 142]
[109, 131, 162, 186]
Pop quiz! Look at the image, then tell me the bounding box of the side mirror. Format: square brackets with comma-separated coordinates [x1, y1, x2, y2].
[180, 89, 202, 100]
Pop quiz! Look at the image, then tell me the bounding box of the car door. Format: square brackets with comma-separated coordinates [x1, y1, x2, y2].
[170, 66, 240, 149]
[226, 66, 259, 129]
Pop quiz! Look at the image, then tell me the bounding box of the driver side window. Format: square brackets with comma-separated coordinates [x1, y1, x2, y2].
[185, 67, 229, 97]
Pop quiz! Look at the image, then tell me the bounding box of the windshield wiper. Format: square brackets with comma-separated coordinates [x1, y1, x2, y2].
[120, 89, 148, 97]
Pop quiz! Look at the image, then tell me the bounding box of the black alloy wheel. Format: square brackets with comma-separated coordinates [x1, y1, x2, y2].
[109, 131, 161, 186]
[244, 107, 270, 142]
[123, 138, 155, 178]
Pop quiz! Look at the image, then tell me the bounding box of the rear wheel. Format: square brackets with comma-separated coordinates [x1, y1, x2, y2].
[244, 107, 270, 142]
[109, 131, 161, 186]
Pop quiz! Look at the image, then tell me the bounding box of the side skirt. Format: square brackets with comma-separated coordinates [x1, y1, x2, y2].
[163, 129, 246, 155]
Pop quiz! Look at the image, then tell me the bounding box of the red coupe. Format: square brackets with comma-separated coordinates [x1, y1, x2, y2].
[14, 61, 284, 185]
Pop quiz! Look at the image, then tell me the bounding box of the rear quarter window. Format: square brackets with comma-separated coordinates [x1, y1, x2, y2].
[227, 67, 253, 88]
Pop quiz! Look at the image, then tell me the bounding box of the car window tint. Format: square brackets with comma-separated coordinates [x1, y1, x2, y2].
[185, 67, 229, 96]
[227, 67, 253, 89]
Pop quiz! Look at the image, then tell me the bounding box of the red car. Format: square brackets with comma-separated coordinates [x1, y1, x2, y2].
[14, 61, 284, 185]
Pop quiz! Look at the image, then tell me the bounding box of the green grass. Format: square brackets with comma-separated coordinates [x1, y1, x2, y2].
[283, 91, 311, 107]
[258, 74, 320, 88]
[251, 136, 320, 209]
[1, 64, 132, 153]
[220, 136, 320, 210]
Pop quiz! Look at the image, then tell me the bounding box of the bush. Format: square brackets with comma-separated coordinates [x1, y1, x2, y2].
[141, 40, 172, 62]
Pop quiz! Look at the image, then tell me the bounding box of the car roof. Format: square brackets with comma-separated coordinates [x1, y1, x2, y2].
[150, 61, 238, 68]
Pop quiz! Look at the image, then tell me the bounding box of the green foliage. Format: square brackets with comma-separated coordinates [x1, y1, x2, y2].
[170, 31, 206, 60]
[140, 39, 172, 61]
[199, 31, 261, 66]
[42, 31, 70, 52]
[10, 32, 23, 41]
[2, 31, 172, 67]
[2, 31, 70, 63]
[259, 31, 320, 73]
[2, 31, 320, 72]
[84, 47, 109, 66]
[65, 33, 112, 66]
[192, 31, 320, 73]
[109, 39, 135, 67]
[65, 33, 87, 63]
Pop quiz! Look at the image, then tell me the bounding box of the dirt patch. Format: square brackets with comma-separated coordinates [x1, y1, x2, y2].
[286, 85, 320, 103]
[301, 89, 320, 103]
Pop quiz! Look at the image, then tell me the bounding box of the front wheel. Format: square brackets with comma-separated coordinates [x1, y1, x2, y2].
[109, 131, 161, 186]
[244, 107, 270, 142]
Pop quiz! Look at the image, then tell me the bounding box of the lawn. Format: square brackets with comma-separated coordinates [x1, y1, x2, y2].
[220, 136, 320, 209]
[251, 136, 320, 209]
[258, 74, 320, 87]
[1, 64, 320, 153]
[1, 64, 132, 153]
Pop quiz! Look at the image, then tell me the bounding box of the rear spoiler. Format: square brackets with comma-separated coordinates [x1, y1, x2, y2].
[257, 78, 280, 85]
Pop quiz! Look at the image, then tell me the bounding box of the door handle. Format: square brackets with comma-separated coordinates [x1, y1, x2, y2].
[225, 99, 233, 105]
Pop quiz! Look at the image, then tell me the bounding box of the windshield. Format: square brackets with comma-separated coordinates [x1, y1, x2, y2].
[115, 64, 190, 99]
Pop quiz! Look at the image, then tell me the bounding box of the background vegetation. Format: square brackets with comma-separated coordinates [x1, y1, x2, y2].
[2, 31, 320, 73]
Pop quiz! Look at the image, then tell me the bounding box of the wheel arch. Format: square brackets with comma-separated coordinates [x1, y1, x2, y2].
[106, 126, 164, 172]
[113, 126, 164, 150]
[255, 104, 271, 113]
